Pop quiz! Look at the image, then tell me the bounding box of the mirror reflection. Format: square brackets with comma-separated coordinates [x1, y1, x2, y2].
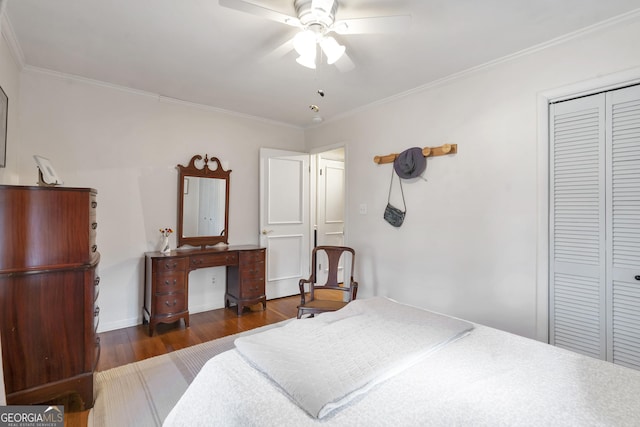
[177, 154, 231, 248]
[182, 177, 227, 237]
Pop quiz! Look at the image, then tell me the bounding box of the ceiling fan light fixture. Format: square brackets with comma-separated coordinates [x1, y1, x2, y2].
[320, 36, 345, 64]
[293, 29, 317, 56]
[296, 53, 316, 69]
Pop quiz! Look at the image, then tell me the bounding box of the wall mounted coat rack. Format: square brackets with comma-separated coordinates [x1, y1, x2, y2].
[373, 144, 458, 164]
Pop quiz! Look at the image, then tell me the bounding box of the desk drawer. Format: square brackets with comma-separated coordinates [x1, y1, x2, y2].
[240, 263, 265, 281]
[190, 252, 238, 269]
[155, 271, 186, 294]
[240, 279, 264, 299]
[239, 249, 265, 265]
[153, 257, 187, 273]
[154, 292, 187, 315]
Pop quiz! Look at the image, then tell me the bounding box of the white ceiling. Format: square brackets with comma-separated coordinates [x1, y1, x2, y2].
[5, 0, 640, 128]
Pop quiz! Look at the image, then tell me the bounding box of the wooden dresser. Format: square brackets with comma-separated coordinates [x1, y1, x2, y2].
[144, 246, 266, 335]
[0, 185, 100, 410]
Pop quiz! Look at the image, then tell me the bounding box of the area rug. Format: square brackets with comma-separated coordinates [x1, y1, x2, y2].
[89, 321, 288, 427]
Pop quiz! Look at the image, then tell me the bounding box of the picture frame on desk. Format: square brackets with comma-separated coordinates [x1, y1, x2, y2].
[0, 85, 7, 168]
[33, 155, 64, 186]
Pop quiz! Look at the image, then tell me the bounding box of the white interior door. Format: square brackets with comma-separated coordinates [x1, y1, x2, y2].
[549, 93, 607, 359]
[606, 84, 640, 369]
[316, 155, 345, 246]
[260, 148, 310, 299]
[550, 84, 640, 369]
[316, 153, 345, 285]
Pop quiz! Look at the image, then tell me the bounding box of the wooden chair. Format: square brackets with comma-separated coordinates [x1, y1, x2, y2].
[297, 246, 358, 319]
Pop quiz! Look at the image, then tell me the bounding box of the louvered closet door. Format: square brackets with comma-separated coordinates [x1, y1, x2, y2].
[549, 94, 607, 359]
[606, 85, 640, 369]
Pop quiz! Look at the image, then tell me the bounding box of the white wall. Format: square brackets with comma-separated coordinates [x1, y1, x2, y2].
[13, 69, 304, 331]
[0, 12, 21, 185]
[305, 13, 640, 339]
[0, 7, 20, 403]
[4, 8, 640, 341]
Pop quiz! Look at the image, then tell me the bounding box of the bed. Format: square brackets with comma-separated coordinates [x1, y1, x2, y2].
[163, 297, 640, 426]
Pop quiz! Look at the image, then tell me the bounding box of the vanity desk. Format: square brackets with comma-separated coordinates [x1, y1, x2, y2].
[143, 245, 266, 336]
[143, 154, 266, 336]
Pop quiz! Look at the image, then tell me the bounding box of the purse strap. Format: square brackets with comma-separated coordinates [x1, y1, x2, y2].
[387, 167, 406, 211]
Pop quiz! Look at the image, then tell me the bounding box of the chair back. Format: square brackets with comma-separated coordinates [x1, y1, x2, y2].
[297, 246, 358, 318]
[309, 246, 355, 294]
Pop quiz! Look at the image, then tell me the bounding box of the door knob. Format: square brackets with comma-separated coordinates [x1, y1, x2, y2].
[635, 275, 640, 281]
[262, 229, 273, 235]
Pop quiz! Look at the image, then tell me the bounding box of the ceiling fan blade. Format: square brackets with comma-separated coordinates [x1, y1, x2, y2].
[219, 0, 301, 28]
[260, 37, 295, 63]
[332, 15, 411, 35]
[333, 52, 355, 73]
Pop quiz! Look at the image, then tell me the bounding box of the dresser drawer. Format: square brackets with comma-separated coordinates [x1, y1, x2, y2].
[190, 252, 238, 269]
[155, 271, 186, 293]
[89, 195, 98, 212]
[94, 336, 101, 370]
[239, 249, 265, 265]
[240, 279, 264, 299]
[94, 305, 100, 332]
[89, 221, 98, 244]
[94, 275, 100, 303]
[154, 292, 187, 315]
[153, 257, 187, 273]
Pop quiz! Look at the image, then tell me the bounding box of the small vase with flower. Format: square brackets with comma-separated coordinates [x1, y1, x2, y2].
[159, 227, 173, 254]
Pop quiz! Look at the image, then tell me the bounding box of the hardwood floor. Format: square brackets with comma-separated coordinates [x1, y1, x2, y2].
[65, 295, 300, 427]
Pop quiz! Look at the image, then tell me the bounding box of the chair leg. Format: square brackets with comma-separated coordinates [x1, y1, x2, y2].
[297, 309, 302, 319]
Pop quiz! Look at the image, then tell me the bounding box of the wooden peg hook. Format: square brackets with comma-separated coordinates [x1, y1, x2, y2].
[373, 144, 456, 164]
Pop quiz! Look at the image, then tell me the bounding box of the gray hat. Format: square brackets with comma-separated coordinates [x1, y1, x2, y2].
[394, 147, 426, 179]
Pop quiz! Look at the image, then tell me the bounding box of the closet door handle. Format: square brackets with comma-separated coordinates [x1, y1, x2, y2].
[635, 275, 640, 281]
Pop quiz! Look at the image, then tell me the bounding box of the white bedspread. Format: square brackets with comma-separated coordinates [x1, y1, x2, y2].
[164, 298, 640, 427]
[234, 297, 473, 418]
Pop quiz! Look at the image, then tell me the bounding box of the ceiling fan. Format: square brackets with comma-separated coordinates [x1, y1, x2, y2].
[218, 0, 411, 70]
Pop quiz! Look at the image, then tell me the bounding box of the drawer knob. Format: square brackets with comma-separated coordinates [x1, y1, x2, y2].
[91, 201, 98, 208]
[94, 276, 101, 286]
[91, 244, 98, 253]
[94, 306, 100, 317]
[164, 279, 177, 286]
[165, 299, 178, 307]
[92, 222, 98, 230]
[165, 262, 178, 270]
[192, 259, 203, 265]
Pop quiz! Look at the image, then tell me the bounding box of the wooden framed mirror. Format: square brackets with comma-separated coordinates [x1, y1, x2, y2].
[177, 154, 231, 248]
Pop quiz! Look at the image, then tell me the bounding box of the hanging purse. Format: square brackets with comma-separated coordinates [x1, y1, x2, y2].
[383, 168, 406, 227]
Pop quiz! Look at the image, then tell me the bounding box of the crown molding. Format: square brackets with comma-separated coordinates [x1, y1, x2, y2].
[21, 65, 302, 130]
[23, 65, 159, 99]
[1, 6, 26, 69]
[322, 7, 640, 127]
[156, 95, 303, 130]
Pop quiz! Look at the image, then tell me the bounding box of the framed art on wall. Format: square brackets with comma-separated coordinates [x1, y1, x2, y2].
[0, 85, 7, 168]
